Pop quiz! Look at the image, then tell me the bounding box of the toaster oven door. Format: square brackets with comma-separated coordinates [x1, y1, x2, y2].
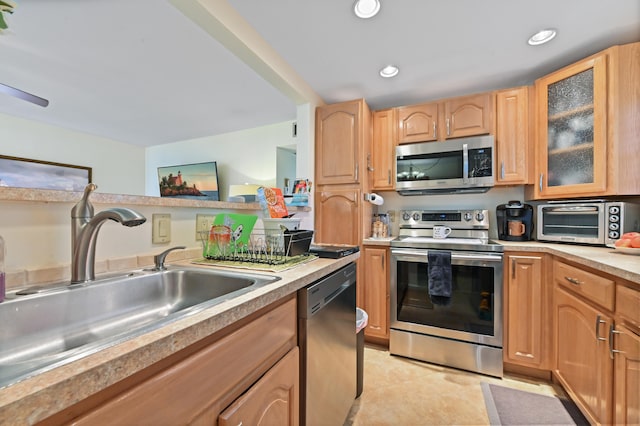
[537, 204, 605, 244]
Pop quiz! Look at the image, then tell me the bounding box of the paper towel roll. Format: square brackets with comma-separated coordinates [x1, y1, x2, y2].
[367, 193, 384, 205]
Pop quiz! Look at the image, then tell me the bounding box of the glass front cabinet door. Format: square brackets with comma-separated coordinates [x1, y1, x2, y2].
[535, 53, 607, 197]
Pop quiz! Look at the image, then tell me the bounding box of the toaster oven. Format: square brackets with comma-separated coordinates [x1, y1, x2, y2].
[537, 200, 640, 247]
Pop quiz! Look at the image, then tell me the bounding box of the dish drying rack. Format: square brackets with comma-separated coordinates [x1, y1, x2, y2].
[199, 229, 314, 265]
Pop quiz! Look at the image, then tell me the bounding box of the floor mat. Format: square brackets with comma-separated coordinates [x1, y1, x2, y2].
[481, 382, 588, 425]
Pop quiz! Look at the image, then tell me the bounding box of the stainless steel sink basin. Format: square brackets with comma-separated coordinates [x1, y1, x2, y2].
[0, 267, 279, 388]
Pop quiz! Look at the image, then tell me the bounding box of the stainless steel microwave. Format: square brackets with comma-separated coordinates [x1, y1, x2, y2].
[395, 135, 495, 195]
[537, 200, 640, 247]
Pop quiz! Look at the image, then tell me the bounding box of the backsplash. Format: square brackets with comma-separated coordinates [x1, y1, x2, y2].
[5, 246, 202, 292]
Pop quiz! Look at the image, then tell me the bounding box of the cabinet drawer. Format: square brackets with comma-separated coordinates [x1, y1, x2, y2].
[617, 285, 640, 327]
[553, 260, 614, 311]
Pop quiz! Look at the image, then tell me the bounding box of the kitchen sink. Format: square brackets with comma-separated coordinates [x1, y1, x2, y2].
[0, 267, 279, 388]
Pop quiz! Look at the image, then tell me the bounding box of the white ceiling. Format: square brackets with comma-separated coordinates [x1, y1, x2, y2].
[0, 0, 638, 148]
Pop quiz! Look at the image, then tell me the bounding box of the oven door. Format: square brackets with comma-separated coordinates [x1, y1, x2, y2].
[390, 248, 503, 348]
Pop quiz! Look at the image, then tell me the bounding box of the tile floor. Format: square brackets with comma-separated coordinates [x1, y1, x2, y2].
[345, 345, 566, 425]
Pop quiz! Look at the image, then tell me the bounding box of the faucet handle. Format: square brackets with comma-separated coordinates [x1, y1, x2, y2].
[71, 183, 98, 219]
[153, 246, 186, 271]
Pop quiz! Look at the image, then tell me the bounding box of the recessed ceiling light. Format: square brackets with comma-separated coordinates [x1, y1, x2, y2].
[528, 29, 557, 46]
[379, 65, 399, 78]
[354, 0, 380, 19]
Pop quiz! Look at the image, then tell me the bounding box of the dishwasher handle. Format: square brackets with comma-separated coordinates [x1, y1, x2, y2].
[299, 263, 356, 318]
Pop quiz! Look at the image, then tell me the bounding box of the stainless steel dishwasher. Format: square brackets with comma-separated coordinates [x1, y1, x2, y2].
[298, 262, 357, 426]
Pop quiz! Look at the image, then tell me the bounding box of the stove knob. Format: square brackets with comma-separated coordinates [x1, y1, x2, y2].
[402, 211, 411, 221]
[463, 212, 473, 222]
[412, 212, 421, 221]
[476, 212, 485, 222]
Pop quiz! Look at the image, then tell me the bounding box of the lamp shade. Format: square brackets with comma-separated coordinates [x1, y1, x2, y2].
[228, 184, 261, 202]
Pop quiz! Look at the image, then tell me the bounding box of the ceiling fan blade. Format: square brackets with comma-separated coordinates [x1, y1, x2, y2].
[0, 82, 49, 107]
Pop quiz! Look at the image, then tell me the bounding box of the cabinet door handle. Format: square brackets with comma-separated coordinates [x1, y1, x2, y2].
[367, 153, 374, 172]
[388, 170, 391, 185]
[446, 118, 450, 136]
[539, 174, 544, 191]
[381, 254, 385, 269]
[501, 161, 505, 180]
[511, 258, 516, 280]
[355, 163, 359, 181]
[433, 122, 437, 139]
[608, 325, 624, 359]
[595, 315, 607, 342]
[564, 276, 583, 285]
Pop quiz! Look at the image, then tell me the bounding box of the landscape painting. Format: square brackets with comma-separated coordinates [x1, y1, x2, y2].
[158, 161, 219, 200]
[0, 155, 91, 191]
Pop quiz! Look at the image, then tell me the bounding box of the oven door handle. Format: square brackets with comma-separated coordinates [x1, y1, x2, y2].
[391, 249, 503, 262]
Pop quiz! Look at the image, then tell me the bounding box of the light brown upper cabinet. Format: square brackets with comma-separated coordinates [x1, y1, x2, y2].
[315, 99, 371, 185]
[495, 86, 532, 185]
[531, 42, 640, 199]
[396, 93, 494, 144]
[442, 93, 494, 139]
[397, 102, 439, 143]
[371, 109, 396, 190]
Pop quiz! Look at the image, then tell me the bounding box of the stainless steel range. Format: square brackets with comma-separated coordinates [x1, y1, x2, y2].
[390, 209, 504, 377]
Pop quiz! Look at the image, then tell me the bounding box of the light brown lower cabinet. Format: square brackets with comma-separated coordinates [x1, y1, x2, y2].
[41, 297, 298, 425]
[552, 258, 640, 425]
[362, 246, 390, 344]
[554, 286, 613, 424]
[219, 347, 299, 426]
[503, 253, 551, 370]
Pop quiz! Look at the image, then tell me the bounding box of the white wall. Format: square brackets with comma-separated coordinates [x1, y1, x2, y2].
[145, 121, 296, 200]
[0, 113, 146, 195]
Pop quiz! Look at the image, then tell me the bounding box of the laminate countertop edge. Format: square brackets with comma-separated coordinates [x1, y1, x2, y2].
[363, 238, 639, 284]
[0, 253, 360, 423]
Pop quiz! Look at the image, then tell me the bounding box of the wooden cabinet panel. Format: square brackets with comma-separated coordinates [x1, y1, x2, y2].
[71, 298, 297, 424]
[442, 93, 494, 139]
[531, 42, 640, 199]
[616, 284, 640, 327]
[315, 188, 361, 246]
[613, 325, 640, 426]
[554, 260, 615, 311]
[362, 246, 389, 342]
[397, 103, 438, 143]
[554, 287, 613, 424]
[504, 254, 548, 368]
[316, 100, 368, 185]
[495, 87, 531, 185]
[372, 109, 396, 190]
[219, 347, 299, 426]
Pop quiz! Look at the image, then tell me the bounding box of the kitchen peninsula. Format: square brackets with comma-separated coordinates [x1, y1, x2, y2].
[0, 253, 358, 424]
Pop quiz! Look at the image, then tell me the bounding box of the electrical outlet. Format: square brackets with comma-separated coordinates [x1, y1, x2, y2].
[196, 214, 216, 240]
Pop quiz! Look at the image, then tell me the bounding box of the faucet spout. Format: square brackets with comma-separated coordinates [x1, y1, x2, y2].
[71, 184, 146, 283]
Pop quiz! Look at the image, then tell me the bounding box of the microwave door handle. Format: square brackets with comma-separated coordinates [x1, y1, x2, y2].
[462, 143, 469, 182]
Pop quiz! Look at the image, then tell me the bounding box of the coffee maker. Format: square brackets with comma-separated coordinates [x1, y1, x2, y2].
[496, 200, 534, 241]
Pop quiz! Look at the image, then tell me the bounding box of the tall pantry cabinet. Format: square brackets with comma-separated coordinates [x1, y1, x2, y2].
[315, 99, 373, 304]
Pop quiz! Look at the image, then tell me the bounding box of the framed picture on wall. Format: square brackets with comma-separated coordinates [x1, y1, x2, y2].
[0, 155, 92, 191]
[157, 161, 220, 200]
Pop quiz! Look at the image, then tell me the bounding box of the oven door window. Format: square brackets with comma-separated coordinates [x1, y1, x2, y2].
[395, 260, 496, 336]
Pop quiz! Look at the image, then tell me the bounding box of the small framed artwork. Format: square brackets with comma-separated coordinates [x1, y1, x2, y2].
[0, 155, 92, 191]
[158, 161, 220, 200]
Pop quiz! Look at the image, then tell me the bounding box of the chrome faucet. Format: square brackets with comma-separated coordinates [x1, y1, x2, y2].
[71, 183, 146, 283]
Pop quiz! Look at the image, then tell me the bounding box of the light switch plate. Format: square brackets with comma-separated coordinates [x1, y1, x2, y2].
[195, 214, 216, 240]
[152, 213, 171, 244]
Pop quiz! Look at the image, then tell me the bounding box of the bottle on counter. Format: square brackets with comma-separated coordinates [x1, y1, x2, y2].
[0, 235, 5, 302]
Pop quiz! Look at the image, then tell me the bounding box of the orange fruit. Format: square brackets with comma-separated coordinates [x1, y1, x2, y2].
[616, 238, 632, 247]
[631, 236, 640, 248]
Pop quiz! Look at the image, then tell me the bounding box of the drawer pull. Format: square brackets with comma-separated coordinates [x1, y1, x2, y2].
[595, 315, 607, 342]
[609, 325, 624, 359]
[564, 276, 584, 286]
